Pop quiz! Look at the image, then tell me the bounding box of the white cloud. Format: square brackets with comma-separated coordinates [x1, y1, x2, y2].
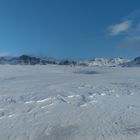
[119, 22, 140, 48]
[107, 9, 140, 48]
[108, 20, 132, 36]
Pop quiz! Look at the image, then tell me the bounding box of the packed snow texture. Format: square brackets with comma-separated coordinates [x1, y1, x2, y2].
[0, 65, 140, 140]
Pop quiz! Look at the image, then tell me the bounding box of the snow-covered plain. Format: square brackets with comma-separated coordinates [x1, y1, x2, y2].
[0, 65, 140, 140]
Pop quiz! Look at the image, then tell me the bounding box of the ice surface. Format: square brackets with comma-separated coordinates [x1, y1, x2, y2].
[0, 65, 140, 140]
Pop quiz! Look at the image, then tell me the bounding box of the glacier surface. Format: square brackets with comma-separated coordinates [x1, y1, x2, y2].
[0, 65, 140, 140]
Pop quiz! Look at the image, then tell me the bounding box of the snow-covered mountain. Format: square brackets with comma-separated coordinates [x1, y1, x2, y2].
[122, 56, 140, 67]
[0, 55, 131, 67]
[78, 57, 129, 67]
[0, 55, 57, 65]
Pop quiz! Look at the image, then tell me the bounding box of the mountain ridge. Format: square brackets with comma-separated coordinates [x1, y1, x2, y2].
[1, 54, 140, 67]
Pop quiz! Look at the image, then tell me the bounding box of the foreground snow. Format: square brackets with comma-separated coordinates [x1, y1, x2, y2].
[0, 65, 140, 140]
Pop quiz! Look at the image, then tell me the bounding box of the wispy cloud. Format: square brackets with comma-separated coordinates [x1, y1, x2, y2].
[124, 9, 140, 22]
[108, 9, 140, 48]
[120, 36, 140, 48]
[108, 20, 132, 36]
[119, 22, 140, 48]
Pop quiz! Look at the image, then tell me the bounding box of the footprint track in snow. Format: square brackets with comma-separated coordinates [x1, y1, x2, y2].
[24, 93, 98, 109]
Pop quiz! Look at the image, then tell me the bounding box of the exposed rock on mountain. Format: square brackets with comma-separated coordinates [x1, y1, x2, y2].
[122, 56, 140, 67]
[0, 55, 132, 67]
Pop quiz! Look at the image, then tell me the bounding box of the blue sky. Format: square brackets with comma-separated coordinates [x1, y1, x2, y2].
[0, 0, 140, 59]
